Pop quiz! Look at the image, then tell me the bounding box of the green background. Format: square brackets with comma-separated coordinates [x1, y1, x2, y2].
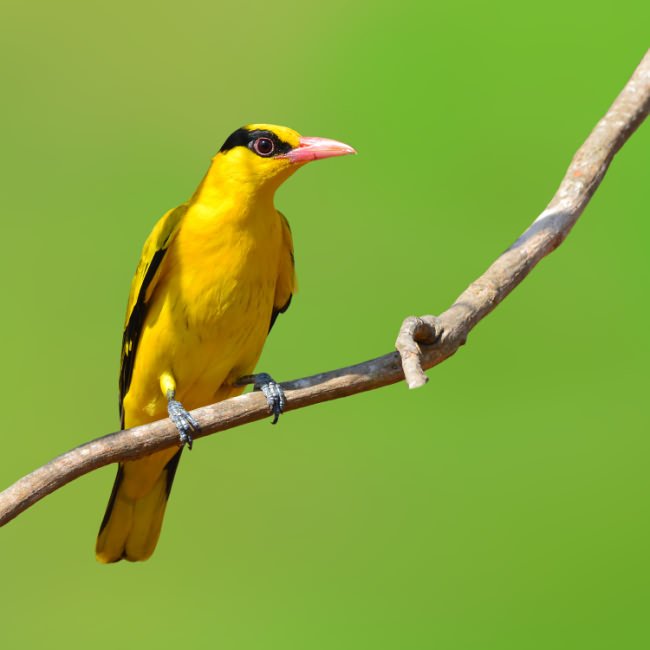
[1, 1, 649, 648]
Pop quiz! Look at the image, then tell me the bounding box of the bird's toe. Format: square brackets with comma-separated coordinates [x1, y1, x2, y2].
[167, 399, 200, 449]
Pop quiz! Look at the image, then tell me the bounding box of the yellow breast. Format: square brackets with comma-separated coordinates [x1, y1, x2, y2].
[124, 196, 284, 424]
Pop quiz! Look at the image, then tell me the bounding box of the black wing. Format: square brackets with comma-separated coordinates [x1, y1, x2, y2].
[118, 205, 186, 426]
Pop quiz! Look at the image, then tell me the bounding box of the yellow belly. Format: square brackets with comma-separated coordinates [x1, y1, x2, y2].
[122, 200, 282, 428]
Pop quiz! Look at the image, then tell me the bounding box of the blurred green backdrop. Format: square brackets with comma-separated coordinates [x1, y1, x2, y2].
[1, 1, 649, 648]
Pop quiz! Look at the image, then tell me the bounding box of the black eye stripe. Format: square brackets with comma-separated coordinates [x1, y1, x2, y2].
[219, 128, 293, 156]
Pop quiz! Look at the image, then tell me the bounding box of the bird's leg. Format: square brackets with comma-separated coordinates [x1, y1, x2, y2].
[166, 389, 200, 450]
[236, 373, 286, 424]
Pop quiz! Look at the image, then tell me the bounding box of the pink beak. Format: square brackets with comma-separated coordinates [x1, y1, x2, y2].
[282, 136, 357, 163]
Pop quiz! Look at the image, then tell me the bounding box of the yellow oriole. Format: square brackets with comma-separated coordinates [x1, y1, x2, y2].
[96, 124, 355, 563]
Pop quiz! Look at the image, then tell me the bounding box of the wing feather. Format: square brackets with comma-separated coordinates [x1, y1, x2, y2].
[270, 212, 296, 332]
[119, 204, 187, 425]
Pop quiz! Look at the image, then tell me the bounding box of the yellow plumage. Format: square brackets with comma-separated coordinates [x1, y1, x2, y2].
[96, 123, 354, 563]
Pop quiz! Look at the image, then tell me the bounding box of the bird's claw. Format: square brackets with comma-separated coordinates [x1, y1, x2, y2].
[258, 377, 286, 425]
[167, 399, 200, 450]
[237, 372, 286, 424]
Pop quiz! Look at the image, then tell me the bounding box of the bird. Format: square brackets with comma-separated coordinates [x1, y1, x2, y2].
[95, 124, 356, 563]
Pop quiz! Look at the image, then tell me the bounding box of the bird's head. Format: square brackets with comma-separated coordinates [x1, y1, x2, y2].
[212, 124, 356, 192]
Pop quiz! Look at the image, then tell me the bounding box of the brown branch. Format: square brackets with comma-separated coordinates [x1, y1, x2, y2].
[1, 50, 648, 528]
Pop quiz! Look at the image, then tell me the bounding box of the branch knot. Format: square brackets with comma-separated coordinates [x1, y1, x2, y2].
[395, 315, 442, 389]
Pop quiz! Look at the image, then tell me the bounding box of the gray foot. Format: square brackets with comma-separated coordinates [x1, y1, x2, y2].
[237, 373, 286, 424]
[167, 392, 200, 449]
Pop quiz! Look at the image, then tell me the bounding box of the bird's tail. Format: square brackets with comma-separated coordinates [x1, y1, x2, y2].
[95, 449, 182, 563]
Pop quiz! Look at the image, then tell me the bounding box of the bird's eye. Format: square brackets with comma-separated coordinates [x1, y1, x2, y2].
[252, 137, 275, 157]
